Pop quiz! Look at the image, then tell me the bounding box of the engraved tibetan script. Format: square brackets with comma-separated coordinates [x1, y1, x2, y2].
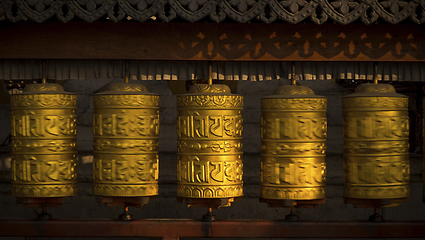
[93, 114, 159, 136]
[262, 116, 326, 140]
[178, 157, 243, 183]
[178, 113, 243, 138]
[344, 115, 409, 139]
[12, 159, 76, 182]
[93, 159, 158, 182]
[262, 162, 325, 185]
[345, 161, 409, 184]
[11, 114, 77, 137]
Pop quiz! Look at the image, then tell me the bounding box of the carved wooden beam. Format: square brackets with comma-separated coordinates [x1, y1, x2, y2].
[0, 22, 424, 62]
[0, 0, 424, 24]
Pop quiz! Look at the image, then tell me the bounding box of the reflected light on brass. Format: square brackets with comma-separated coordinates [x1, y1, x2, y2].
[343, 83, 410, 207]
[93, 82, 159, 197]
[176, 84, 243, 208]
[260, 84, 327, 204]
[10, 83, 77, 197]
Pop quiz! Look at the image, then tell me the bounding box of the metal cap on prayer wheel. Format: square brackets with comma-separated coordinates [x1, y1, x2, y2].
[10, 83, 77, 197]
[93, 82, 159, 198]
[260, 84, 327, 206]
[343, 83, 410, 208]
[176, 84, 243, 208]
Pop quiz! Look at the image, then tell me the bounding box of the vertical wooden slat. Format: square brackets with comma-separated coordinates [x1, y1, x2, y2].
[85, 60, 95, 79]
[416, 63, 425, 82]
[146, 61, 155, 80]
[155, 61, 163, 80]
[217, 62, 225, 80]
[4, 60, 12, 81]
[162, 61, 171, 80]
[138, 61, 146, 80]
[223, 62, 231, 80]
[264, 62, 272, 81]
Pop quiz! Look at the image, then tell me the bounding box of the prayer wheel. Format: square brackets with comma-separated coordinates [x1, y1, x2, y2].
[343, 83, 410, 207]
[10, 83, 77, 197]
[176, 84, 243, 207]
[93, 82, 159, 197]
[260, 84, 327, 204]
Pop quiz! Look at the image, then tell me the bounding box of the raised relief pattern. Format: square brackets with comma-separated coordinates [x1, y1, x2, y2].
[262, 142, 326, 155]
[177, 185, 243, 198]
[93, 157, 159, 183]
[12, 185, 77, 197]
[178, 140, 243, 153]
[343, 115, 409, 139]
[94, 139, 158, 152]
[12, 158, 77, 183]
[177, 95, 243, 108]
[94, 95, 159, 107]
[177, 157, 243, 184]
[178, 113, 243, 138]
[11, 114, 77, 137]
[260, 186, 326, 200]
[11, 94, 77, 108]
[93, 113, 159, 137]
[343, 97, 408, 109]
[261, 160, 326, 186]
[261, 116, 327, 140]
[2, 0, 424, 24]
[262, 98, 327, 110]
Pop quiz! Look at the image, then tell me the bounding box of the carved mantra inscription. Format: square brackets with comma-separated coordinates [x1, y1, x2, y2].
[11, 114, 77, 137]
[344, 116, 409, 139]
[343, 96, 410, 199]
[12, 158, 77, 183]
[177, 93, 244, 199]
[93, 93, 160, 197]
[10, 93, 78, 198]
[261, 116, 327, 140]
[178, 114, 243, 138]
[93, 158, 158, 183]
[261, 161, 325, 186]
[260, 97, 327, 200]
[93, 114, 159, 137]
[178, 158, 242, 184]
[345, 159, 409, 185]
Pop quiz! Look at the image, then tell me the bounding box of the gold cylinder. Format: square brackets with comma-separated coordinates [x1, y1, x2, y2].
[260, 85, 327, 201]
[10, 83, 77, 197]
[343, 83, 410, 203]
[176, 84, 243, 201]
[92, 83, 159, 197]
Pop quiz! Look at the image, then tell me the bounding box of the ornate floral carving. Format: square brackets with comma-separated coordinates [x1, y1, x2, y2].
[94, 94, 159, 107]
[2, 0, 425, 24]
[320, 0, 369, 24]
[261, 98, 327, 110]
[11, 94, 77, 108]
[12, 184, 77, 197]
[177, 95, 243, 108]
[342, 96, 408, 108]
[170, 0, 217, 22]
[260, 186, 326, 200]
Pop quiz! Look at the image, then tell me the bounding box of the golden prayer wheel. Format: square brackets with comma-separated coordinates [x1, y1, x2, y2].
[92, 82, 159, 197]
[10, 83, 77, 197]
[260, 84, 327, 205]
[343, 83, 410, 207]
[176, 84, 243, 207]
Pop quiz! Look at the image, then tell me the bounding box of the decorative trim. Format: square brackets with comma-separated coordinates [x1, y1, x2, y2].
[2, 0, 424, 24]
